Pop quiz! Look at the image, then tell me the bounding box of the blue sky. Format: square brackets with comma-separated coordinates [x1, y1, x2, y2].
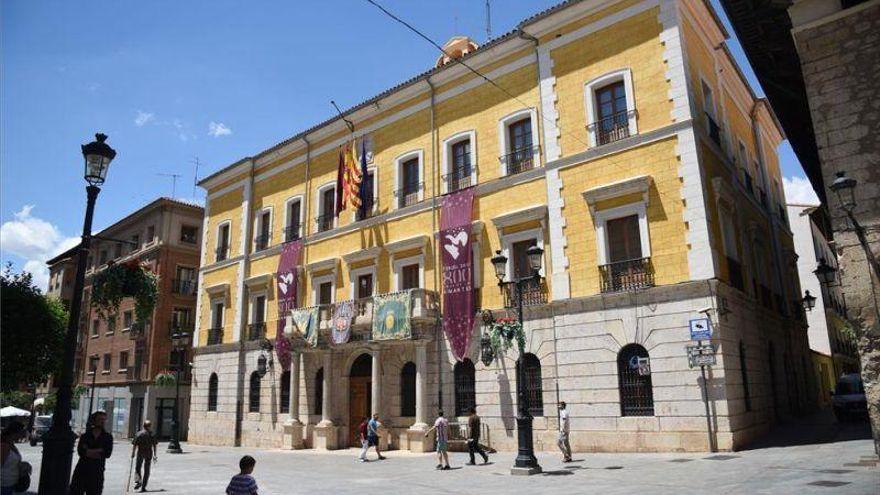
[0, 0, 812, 289]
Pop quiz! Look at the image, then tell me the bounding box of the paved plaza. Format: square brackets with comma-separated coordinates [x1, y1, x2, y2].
[21, 414, 879, 494]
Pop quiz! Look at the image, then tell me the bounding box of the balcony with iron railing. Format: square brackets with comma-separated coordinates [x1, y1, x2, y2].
[501, 277, 549, 309]
[588, 109, 636, 146]
[599, 257, 654, 293]
[125, 366, 142, 382]
[247, 322, 266, 341]
[171, 279, 196, 295]
[254, 232, 272, 252]
[283, 224, 302, 243]
[207, 327, 223, 345]
[315, 214, 334, 233]
[355, 197, 377, 221]
[705, 112, 722, 147]
[500, 145, 540, 176]
[215, 244, 230, 262]
[170, 321, 195, 337]
[443, 158, 474, 194]
[395, 183, 423, 209]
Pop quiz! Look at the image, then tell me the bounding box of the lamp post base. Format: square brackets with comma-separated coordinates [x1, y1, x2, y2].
[510, 465, 543, 476]
[166, 439, 183, 454]
[512, 414, 542, 475]
[38, 426, 77, 493]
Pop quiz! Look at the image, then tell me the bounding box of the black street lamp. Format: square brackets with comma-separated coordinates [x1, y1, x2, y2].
[167, 330, 192, 454]
[257, 340, 274, 378]
[490, 245, 544, 475]
[39, 133, 116, 495]
[801, 291, 817, 312]
[813, 258, 838, 287]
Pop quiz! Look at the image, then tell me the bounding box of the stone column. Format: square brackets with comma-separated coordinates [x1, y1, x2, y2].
[282, 352, 303, 449]
[313, 351, 337, 450]
[370, 349, 381, 417]
[407, 343, 432, 452]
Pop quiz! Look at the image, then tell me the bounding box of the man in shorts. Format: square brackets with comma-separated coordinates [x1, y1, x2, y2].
[367, 413, 386, 460]
[425, 410, 450, 470]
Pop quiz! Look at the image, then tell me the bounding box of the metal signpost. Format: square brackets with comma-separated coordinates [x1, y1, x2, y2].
[687, 318, 717, 452]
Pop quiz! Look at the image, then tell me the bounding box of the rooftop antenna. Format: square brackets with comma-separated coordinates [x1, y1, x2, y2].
[190, 156, 202, 198]
[330, 100, 355, 134]
[157, 172, 182, 199]
[486, 0, 492, 40]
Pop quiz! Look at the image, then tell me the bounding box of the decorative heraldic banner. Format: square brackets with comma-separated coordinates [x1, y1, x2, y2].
[275, 239, 303, 370]
[332, 299, 355, 345]
[440, 187, 475, 361]
[291, 307, 319, 348]
[372, 292, 412, 341]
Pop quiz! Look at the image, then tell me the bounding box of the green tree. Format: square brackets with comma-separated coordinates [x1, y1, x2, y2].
[0, 265, 68, 392]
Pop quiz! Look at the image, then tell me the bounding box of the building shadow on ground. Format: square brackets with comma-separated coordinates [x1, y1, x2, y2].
[739, 409, 871, 451]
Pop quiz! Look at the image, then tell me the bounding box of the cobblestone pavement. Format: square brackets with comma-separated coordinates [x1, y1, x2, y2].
[21, 413, 878, 494]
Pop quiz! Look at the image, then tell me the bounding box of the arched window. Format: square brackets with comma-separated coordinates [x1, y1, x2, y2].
[248, 372, 261, 413]
[617, 344, 654, 416]
[516, 353, 544, 416]
[400, 362, 416, 417]
[314, 367, 324, 416]
[739, 341, 752, 412]
[280, 370, 291, 414]
[207, 373, 218, 412]
[454, 359, 476, 416]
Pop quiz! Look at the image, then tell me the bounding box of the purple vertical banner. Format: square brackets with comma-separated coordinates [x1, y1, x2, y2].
[440, 187, 475, 361]
[275, 239, 303, 370]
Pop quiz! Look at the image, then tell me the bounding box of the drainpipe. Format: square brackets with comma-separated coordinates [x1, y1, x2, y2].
[302, 136, 312, 271]
[234, 158, 256, 447]
[426, 77, 443, 411]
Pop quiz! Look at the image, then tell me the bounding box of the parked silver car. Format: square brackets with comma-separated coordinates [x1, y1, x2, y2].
[832, 373, 867, 422]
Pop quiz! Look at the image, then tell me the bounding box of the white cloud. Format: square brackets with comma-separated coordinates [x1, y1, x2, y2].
[134, 110, 155, 127]
[0, 205, 80, 291]
[782, 176, 820, 206]
[208, 121, 232, 137]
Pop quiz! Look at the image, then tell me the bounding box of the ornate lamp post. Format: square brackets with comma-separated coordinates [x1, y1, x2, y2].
[490, 245, 544, 475]
[257, 340, 274, 378]
[801, 291, 817, 312]
[167, 330, 192, 454]
[813, 258, 838, 287]
[39, 133, 116, 494]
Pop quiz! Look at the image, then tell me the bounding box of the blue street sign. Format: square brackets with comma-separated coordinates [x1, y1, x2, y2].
[689, 317, 712, 341]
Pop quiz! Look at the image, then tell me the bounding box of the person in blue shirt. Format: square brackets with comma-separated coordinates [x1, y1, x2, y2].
[366, 414, 386, 460]
[226, 455, 259, 495]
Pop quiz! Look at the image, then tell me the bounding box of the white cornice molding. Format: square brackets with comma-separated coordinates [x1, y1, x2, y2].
[491, 205, 548, 234]
[243, 273, 274, 289]
[305, 257, 338, 274]
[342, 246, 383, 265]
[385, 235, 429, 256]
[582, 175, 653, 211]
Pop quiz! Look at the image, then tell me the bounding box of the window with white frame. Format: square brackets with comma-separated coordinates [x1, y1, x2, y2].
[393, 255, 424, 291]
[350, 266, 376, 300]
[248, 293, 267, 340]
[442, 131, 477, 194]
[211, 301, 224, 330]
[500, 228, 545, 281]
[312, 274, 335, 306]
[594, 203, 653, 293]
[498, 109, 539, 176]
[585, 69, 637, 147]
[254, 208, 272, 251]
[316, 184, 336, 232]
[216, 221, 231, 261]
[283, 196, 303, 242]
[700, 79, 722, 147]
[395, 151, 423, 209]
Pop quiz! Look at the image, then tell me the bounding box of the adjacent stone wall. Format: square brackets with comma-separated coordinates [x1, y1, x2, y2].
[794, 0, 880, 454]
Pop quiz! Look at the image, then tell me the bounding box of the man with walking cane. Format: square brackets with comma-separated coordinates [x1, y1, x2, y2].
[130, 420, 157, 492]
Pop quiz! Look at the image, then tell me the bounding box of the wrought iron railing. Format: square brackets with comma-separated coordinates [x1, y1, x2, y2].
[500, 145, 540, 175]
[247, 322, 266, 341]
[170, 322, 194, 337]
[126, 366, 142, 382]
[443, 165, 473, 194]
[727, 257, 744, 291]
[502, 278, 548, 309]
[599, 257, 654, 293]
[171, 279, 196, 295]
[395, 183, 423, 208]
[706, 112, 722, 147]
[355, 197, 377, 221]
[315, 214, 334, 233]
[284, 224, 302, 242]
[588, 109, 635, 146]
[215, 245, 229, 262]
[254, 233, 271, 252]
[207, 327, 223, 345]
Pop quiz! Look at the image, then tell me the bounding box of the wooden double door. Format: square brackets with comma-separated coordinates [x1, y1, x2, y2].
[348, 377, 372, 447]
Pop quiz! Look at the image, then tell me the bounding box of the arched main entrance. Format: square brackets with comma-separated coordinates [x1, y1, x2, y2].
[348, 353, 372, 447]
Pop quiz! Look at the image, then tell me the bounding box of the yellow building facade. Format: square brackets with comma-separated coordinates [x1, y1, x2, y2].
[188, 0, 814, 453]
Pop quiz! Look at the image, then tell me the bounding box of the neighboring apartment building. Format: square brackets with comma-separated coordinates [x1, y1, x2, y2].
[54, 198, 203, 439]
[788, 203, 859, 406]
[189, 0, 813, 453]
[722, 0, 880, 455]
[46, 245, 78, 308]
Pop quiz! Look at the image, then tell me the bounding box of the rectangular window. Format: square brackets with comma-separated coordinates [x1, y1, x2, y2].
[211, 302, 224, 329]
[449, 140, 472, 192]
[217, 223, 230, 261]
[286, 200, 301, 242]
[92, 319, 100, 336]
[506, 118, 534, 174]
[103, 353, 111, 372]
[253, 296, 266, 323]
[606, 215, 642, 263]
[180, 225, 198, 244]
[594, 82, 628, 145]
[123, 311, 133, 331]
[119, 351, 129, 370]
[318, 188, 335, 232]
[356, 273, 374, 299]
[511, 239, 538, 280]
[400, 158, 420, 208]
[401, 264, 420, 290]
[146, 225, 155, 243]
[106, 316, 116, 335]
[318, 281, 333, 305]
[172, 307, 193, 331]
[255, 211, 271, 250]
[130, 234, 140, 251]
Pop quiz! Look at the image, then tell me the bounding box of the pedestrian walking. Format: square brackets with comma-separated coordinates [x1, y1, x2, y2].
[557, 401, 572, 462]
[367, 413, 386, 460]
[465, 407, 489, 465]
[425, 410, 450, 470]
[1, 422, 31, 495]
[70, 410, 114, 495]
[226, 455, 259, 495]
[357, 417, 370, 462]
[131, 420, 158, 492]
